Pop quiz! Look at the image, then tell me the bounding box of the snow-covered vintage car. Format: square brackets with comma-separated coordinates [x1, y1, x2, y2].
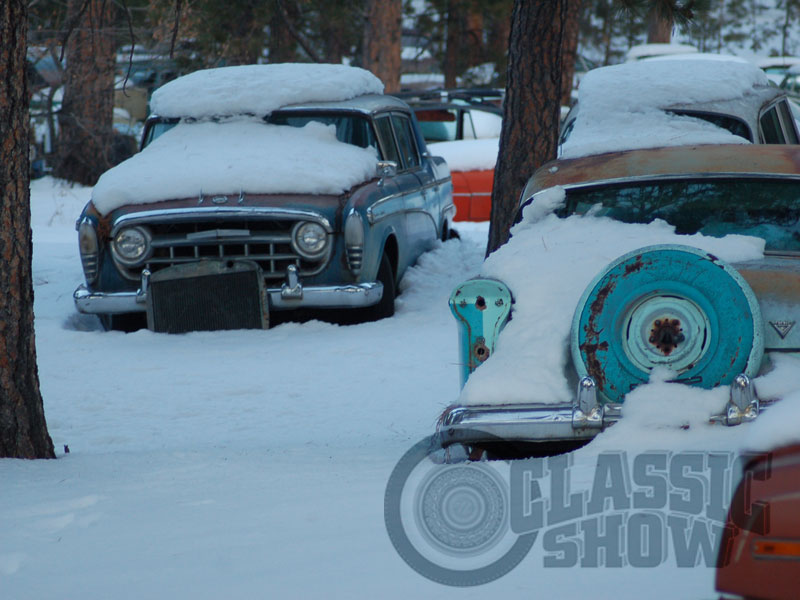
[73, 64, 454, 332]
[437, 143, 800, 454]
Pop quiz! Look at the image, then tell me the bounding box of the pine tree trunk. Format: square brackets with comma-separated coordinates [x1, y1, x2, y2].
[443, 0, 465, 88]
[0, 0, 56, 459]
[560, 0, 582, 107]
[487, 0, 566, 255]
[53, 0, 116, 186]
[465, 9, 485, 69]
[646, 6, 672, 43]
[362, 0, 402, 93]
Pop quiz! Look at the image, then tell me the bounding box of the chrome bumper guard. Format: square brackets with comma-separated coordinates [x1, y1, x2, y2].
[437, 375, 761, 446]
[74, 267, 384, 315]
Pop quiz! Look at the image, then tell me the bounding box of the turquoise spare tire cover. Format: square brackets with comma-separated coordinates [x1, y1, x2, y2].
[571, 245, 764, 404]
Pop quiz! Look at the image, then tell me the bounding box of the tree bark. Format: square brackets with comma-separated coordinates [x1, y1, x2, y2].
[0, 0, 55, 459]
[646, 5, 673, 43]
[53, 0, 117, 186]
[362, 0, 402, 93]
[487, 0, 566, 255]
[561, 0, 582, 107]
[443, 0, 465, 88]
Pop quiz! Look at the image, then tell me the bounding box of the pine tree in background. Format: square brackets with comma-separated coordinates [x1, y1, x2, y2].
[363, 0, 402, 92]
[53, 0, 117, 186]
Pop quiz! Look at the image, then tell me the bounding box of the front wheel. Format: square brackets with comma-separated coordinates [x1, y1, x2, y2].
[99, 312, 147, 333]
[362, 252, 396, 322]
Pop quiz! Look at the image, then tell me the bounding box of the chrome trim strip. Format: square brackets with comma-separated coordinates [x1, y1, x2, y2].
[453, 192, 492, 197]
[366, 192, 407, 224]
[111, 207, 333, 236]
[557, 172, 800, 194]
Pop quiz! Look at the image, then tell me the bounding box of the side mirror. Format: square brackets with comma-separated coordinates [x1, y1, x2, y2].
[377, 160, 398, 180]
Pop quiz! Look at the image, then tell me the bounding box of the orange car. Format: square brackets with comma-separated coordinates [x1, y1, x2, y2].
[450, 168, 493, 221]
[426, 138, 499, 222]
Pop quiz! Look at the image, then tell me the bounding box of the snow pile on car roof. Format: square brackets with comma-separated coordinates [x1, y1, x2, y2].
[91, 120, 378, 215]
[561, 59, 771, 159]
[458, 186, 765, 407]
[150, 63, 384, 119]
[429, 138, 498, 171]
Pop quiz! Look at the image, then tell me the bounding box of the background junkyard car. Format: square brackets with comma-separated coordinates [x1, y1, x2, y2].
[438, 143, 800, 456]
[401, 90, 502, 222]
[73, 64, 454, 332]
[560, 57, 800, 158]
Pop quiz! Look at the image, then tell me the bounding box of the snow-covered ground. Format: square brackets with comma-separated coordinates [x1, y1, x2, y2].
[2, 177, 799, 599]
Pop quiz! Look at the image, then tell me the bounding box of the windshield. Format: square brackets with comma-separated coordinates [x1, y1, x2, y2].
[142, 112, 379, 154]
[564, 177, 800, 252]
[266, 111, 378, 153]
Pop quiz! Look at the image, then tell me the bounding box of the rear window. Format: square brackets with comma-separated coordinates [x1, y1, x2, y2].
[563, 178, 800, 252]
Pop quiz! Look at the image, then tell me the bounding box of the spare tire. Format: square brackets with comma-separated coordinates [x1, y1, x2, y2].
[571, 245, 764, 404]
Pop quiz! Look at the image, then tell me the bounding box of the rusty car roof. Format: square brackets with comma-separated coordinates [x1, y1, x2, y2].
[525, 144, 800, 200]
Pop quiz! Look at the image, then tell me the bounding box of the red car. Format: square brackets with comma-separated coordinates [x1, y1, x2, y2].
[716, 444, 800, 600]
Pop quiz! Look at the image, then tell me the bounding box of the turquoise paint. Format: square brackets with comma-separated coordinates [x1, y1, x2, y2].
[449, 279, 513, 387]
[571, 245, 764, 404]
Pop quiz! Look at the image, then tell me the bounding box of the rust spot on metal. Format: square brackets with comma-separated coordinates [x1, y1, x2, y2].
[624, 256, 644, 276]
[580, 278, 617, 391]
[475, 296, 487, 311]
[473, 339, 490, 362]
[649, 318, 684, 355]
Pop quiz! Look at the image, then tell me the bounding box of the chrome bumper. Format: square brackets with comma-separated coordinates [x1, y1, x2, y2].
[437, 375, 761, 446]
[74, 268, 384, 315]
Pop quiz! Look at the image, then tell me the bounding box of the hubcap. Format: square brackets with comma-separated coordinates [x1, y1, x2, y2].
[621, 293, 711, 373]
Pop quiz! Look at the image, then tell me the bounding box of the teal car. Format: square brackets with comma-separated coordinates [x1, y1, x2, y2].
[439, 144, 800, 455]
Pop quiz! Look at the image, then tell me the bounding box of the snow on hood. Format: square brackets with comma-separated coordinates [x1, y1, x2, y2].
[91, 120, 378, 215]
[560, 59, 770, 159]
[150, 63, 384, 119]
[458, 187, 765, 407]
[428, 138, 498, 172]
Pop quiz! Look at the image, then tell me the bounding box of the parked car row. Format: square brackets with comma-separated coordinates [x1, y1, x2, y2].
[70, 56, 800, 597]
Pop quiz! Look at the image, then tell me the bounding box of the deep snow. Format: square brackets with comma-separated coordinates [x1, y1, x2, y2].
[1, 177, 799, 599]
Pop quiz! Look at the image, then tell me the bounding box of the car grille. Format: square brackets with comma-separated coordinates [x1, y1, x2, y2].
[147, 261, 268, 333]
[116, 218, 331, 281]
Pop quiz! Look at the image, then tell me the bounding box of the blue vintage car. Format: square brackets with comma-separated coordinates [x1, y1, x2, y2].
[73, 65, 454, 332]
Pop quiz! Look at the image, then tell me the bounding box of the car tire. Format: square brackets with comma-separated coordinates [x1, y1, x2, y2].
[99, 313, 147, 333]
[571, 244, 764, 404]
[442, 222, 460, 241]
[362, 252, 396, 322]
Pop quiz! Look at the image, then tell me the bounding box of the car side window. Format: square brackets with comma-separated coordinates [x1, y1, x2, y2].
[375, 116, 401, 165]
[760, 106, 786, 144]
[391, 114, 421, 170]
[462, 111, 477, 139]
[777, 100, 800, 143]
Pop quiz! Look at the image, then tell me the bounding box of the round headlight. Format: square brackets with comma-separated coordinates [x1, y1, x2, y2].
[293, 222, 328, 258]
[113, 226, 150, 265]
